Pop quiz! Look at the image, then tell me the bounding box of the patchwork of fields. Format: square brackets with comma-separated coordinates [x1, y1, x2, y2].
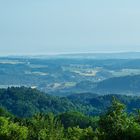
[0, 56, 140, 96]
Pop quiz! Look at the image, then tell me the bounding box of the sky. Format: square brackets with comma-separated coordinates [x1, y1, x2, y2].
[0, 0, 140, 55]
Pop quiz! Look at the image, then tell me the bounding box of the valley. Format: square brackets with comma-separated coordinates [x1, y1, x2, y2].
[0, 54, 140, 96]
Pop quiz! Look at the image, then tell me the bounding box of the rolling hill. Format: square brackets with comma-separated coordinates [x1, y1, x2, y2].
[1, 87, 140, 117]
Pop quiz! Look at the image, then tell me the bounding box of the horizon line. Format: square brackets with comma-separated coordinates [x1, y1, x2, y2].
[1, 51, 140, 57]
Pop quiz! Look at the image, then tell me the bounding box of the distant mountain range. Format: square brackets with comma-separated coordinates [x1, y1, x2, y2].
[52, 52, 140, 59]
[2, 52, 140, 59]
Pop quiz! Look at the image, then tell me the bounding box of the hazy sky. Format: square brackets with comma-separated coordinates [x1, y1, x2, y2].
[0, 0, 140, 55]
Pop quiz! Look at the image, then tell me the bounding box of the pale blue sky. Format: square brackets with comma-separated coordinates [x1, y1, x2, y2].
[0, 0, 140, 55]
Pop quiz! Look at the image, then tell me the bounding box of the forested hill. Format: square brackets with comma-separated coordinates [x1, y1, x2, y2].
[76, 75, 140, 95]
[95, 75, 140, 91]
[0, 87, 77, 117]
[2, 97, 140, 140]
[1, 87, 140, 117]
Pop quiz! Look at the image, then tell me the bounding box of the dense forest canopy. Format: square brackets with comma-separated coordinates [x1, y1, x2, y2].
[1, 97, 140, 140]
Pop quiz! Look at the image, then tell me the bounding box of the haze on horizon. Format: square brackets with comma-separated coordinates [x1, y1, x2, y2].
[0, 0, 140, 55]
